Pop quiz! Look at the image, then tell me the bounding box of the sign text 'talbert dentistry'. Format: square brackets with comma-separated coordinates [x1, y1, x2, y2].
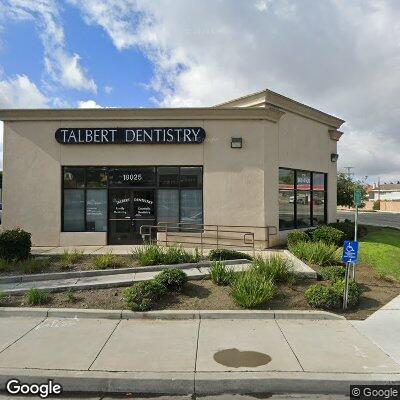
[55, 127, 206, 144]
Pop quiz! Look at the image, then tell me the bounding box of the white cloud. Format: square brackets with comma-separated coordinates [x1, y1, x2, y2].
[69, 0, 400, 181]
[104, 85, 113, 94]
[77, 99, 102, 108]
[2, 0, 96, 92]
[0, 74, 48, 108]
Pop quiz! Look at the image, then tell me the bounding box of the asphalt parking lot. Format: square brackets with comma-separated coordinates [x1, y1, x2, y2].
[337, 210, 400, 229]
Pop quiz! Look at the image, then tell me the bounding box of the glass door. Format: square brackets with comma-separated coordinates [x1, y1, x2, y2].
[108, 189, 134, 245]
[132, 190, 155, 244]
[108, 189, 155, 244]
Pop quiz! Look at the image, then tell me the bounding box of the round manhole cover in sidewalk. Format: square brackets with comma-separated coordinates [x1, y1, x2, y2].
[213, 348, 272, 368]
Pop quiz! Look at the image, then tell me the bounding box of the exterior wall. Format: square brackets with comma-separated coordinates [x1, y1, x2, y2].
[3, 118, 268, 246]
[275, 111, 338, 245]
[2, 109, 339, 248]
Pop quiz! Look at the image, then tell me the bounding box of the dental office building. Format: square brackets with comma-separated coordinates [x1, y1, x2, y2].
[0, 89, 344, 248]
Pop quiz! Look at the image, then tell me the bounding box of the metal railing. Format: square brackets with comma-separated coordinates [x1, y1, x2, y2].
[139, 222, 278, 253]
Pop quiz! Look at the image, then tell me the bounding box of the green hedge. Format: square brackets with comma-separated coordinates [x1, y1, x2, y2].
[286, 231, 309, 247]
[310, 226, 344, 247]
[154, 268, 188, 292]
[0, 229, 31, 261]
[305, 280, 363, 310]
[209, 248, 252, 261]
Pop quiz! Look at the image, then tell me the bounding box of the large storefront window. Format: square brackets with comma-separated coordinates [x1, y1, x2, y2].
[279, 168, 327, 230]
[62, 166, 203, 232]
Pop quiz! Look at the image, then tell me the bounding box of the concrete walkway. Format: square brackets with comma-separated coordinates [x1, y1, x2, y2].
[0, 262, 252, 295]
[0, 312, 399, 395]
[352, 294, 400, 364]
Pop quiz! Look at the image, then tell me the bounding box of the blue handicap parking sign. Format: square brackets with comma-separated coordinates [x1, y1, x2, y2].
[342, 240, 359, 264]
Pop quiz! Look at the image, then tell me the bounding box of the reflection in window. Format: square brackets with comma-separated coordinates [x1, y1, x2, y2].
[87, 168, 107, 188]
[180, 190, 202, 225]
[158, 167, 179, 188]
[279, 168, 327, 230]
[279, 190, 295, 230]
[180, 167, 202, 188]
[63, 167, 85, 188]
[313, 191, 325, 225]
[297, 190, 311, 228]
[157, 190, 179, 223]
[86, 190, 107, 231]
[64, 190, 85, 231]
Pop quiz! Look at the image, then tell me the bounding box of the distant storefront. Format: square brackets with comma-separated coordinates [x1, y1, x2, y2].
[0, 89, 344, 248]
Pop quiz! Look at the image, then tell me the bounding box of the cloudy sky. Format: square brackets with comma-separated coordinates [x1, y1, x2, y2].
[0, 0, 399, 183]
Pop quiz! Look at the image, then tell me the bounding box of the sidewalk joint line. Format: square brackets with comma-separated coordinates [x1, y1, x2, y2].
[193, 314, 202, 393]
[0, 317, 47, 355]
[275, 319, 305, 372]
[88, 320, 121, 371]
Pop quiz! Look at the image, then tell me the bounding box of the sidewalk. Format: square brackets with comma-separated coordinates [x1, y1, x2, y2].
[352, 295, 400, 364]
[0, 311, 399, 395]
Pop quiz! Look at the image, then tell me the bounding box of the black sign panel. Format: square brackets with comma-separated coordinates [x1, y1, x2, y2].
[55, 127, 206, 144]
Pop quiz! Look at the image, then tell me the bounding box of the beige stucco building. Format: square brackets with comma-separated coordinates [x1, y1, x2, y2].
[0, 89, 344, 249]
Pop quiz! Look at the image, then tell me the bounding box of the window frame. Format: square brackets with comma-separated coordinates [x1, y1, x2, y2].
[279, 167, 327, 231]
[62, 166, 204, 232]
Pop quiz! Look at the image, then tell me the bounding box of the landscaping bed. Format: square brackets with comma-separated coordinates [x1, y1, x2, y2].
[1, 261, 398, 320]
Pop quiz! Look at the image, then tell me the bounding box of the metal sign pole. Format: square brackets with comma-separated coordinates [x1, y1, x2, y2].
[343, 261, 350, 310]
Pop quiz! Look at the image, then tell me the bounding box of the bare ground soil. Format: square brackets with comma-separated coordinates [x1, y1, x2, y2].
[2, 263, 399, 320]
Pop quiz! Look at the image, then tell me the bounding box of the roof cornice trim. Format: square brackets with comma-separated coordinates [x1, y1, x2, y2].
[0, 107, 284, 123]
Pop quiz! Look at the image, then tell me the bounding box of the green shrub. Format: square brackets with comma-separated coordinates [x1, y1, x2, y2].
[154, 268, 188, 292]
[133, 245, 201, 266]
[305, 284, 341, 310]
[0, 258, 11, 272]
[209, 248, 252, 261]
[210, 261, 236, 285]
[286, 231, 310, 247]
[0, 229, 31, 261]
[332, 280, 363, 307]
[123, 280, 166, 311]
[372, 200, 380, 211]
[305, 280, 363, 310]
[91, 252, 125, 269]
[252, 255, 295, 284]
[231, 270, 276, 308]
[25, 288, 50, 305]
[0, 291, 5, 304]
[328, 220, 367, 241]
[310, 226, 344, 247]
[289, 241, 340, 266]
[66, 290, 78, 303]
[132, 244, 164, 266]
[60, 249, 84, 268]
[163, 246, 200, 264]
[319, 266, 346, 282]
[21, 257, 51, 274]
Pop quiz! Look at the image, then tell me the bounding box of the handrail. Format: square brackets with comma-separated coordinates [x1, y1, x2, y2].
[139, 222, 278, 252]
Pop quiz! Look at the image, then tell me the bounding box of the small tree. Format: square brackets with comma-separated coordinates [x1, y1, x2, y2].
[337, 173, 366, 208]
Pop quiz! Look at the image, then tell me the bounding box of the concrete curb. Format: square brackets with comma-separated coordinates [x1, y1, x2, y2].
[0, 369, 399, 395]
[0, 259, 250, 284]
[0, 307, 344, 320]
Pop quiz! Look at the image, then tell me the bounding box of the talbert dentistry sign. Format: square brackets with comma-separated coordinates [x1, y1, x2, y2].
[55, 127, 206, 144]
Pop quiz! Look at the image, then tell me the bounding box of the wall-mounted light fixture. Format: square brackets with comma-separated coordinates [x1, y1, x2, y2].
[231, 137, 243, 149]
[331, 153, 339, 162]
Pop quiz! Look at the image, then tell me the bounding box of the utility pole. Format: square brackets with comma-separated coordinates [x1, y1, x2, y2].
[377, 177, 381, 202]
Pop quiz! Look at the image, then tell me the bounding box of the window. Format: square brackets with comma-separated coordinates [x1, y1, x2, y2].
[63, 167, 108, 232]
[63, 190, 85, 231]
[181, 190, 203, 225]
[62, 166, 204, 232]
[157, 190, 179, 223]
[279, 169, 295, 230]
[312, 173, 326, 226]
[86, 190, 107, 231]
[279, 168, 327, 230]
